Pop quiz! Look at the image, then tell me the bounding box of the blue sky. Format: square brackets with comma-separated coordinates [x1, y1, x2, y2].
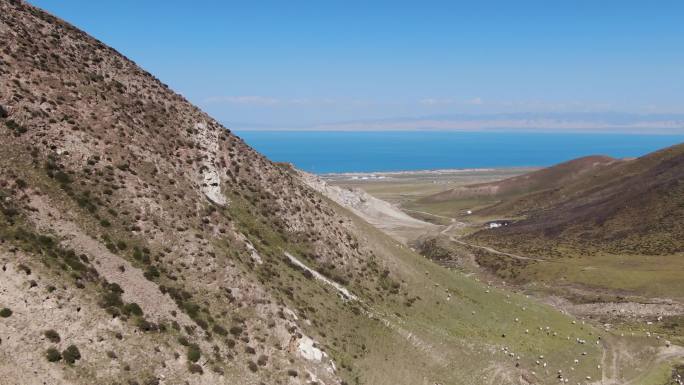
[30, 1, 684, 131]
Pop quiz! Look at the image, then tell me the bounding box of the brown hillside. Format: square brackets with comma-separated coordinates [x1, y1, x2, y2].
[0, 1, 395, 383]
[471, 143, 684, 255]
[422, 155, 617, 204]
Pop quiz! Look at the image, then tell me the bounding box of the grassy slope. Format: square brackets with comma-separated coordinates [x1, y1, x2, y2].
[224, 186, 608, 384]
[316, 200, 608, 385]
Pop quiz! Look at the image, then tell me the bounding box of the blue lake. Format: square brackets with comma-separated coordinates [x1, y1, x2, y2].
[236, 131, 684, 174]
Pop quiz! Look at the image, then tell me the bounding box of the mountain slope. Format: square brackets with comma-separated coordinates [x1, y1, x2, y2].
[470, 143, 684, 256]
[421, 155, 618, 209]
[0, 1, 644, 384]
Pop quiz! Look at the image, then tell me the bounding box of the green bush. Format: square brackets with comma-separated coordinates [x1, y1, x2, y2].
[62, 345, 81, 364]
[143, 266, 160, 280]
[46, 347, 62, 362]
[0, 308, 12, 317]
[101, 291, 123, 308]
[187, 343, 201, 363]
[44, 329, 61, 343]
[123, 302, 143, 317]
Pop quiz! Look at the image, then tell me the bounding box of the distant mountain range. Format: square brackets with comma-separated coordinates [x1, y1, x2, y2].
[227, 112, 684, 134]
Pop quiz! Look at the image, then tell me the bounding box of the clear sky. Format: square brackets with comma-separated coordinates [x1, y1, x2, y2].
[30, 1, 684, 130]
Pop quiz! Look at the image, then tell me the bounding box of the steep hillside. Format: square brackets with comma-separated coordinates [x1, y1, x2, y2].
[0, 1, 674, 385]
[0, 1, 386, 383]
[471, 143, 684, 256]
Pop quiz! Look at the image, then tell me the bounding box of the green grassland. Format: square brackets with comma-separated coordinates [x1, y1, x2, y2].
[329, 167, 684, 384]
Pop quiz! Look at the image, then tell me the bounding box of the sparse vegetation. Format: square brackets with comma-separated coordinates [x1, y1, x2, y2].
[0, 1, 678, 384]
[45, 347, 62, 362]
[187, 343, 201, 363]
[44, 329, 61, 343]
[62, 345, 81, 364]
[188, 363, 203, 374]
[5, 119, 27, 136]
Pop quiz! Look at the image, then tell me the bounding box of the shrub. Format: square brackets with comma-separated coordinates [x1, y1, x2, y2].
[123, 302, 143, 317]
[187, 343, 201, 363]
[101, 291, 123, 309]
[212, 324, 227, 336]
[44, 329, 61, 343]
[247, 361, 258, 372]
[188, 363, 203, 374]
[143, 266, 160, 280]
[5, 119, 27, 136]
[136, 318, 157, 332]
[54, 171, 71, 185]
[287, 369, 298, 377]
[257, 354, 268, 366]
[107, 282, 123, 294]
[62, 345, 81, 364]
[0, 308, 12, 317]
[46, 347, 62, 362]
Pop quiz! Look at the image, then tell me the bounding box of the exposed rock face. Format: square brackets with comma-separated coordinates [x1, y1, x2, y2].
[300, 171, 435, 241]
[193, 121, 228, 206]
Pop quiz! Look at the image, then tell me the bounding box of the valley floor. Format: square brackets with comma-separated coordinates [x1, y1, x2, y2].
[327, 167, 684, 385]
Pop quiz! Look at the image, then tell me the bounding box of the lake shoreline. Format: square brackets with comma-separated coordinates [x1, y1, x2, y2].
[320, 166, 540, 181]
